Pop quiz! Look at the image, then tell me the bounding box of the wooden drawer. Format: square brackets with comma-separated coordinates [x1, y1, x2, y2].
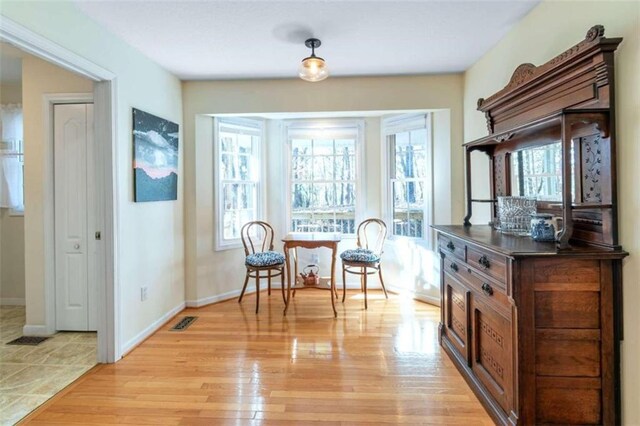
[466, 243, 507, 284]
[438, 234, 466, 262]
[443, 256, 510, 317]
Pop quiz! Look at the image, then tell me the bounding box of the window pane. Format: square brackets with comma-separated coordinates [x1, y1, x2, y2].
[238, 184, 254, 209]
[291, 139, 312, 155]
[291, 155, 312, 181]
[392, 210, 424, 239]
[311, 183, 335, 209]
[292, 183, 312, 209]
[393, 181, 408, 210]
[395, 131, 410, 148]
[238, 134, 252, 154]
[221, 154, 236, 180]
[335, 139, 355, 155]
[336, 182, 355, 208]
[395, 144, 419, 179]
[239, 209, 254, 230]
[313, 139, 333, 156]
[223, 183, 238, 210]
[223, 210, 240, 239]
[238, 154, 250, 180]
[315, 156, 334, 181]
[410, 180, 425, 208]
[220, 132, 237, 153]
[335, 154, 356, 181]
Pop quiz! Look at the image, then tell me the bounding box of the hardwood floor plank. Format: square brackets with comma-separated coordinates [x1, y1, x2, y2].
[20, 291, 491, 425]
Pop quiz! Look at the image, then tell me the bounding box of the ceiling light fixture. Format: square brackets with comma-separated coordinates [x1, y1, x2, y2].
[298, 38, 329, 82]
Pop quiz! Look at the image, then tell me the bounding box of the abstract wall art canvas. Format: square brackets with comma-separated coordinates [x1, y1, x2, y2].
[132, 108, 179, 202]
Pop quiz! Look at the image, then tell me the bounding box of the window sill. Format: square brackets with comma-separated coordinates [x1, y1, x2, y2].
[8, 208, 24, 217]
[214, 240, 244, 252]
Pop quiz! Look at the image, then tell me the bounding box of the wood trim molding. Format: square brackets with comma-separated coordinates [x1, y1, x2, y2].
[0, 15, 115, 82]
[476, 25, 622, 134]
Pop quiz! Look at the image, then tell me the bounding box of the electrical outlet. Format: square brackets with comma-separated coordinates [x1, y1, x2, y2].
[141, 286, 148, 301]
[310, 253, 320, 265]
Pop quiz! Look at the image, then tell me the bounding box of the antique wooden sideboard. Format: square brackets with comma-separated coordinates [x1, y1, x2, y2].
[435, 26, 628, 425]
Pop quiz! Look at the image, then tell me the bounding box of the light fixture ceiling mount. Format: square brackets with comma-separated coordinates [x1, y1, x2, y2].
[299, 37, 329, 82]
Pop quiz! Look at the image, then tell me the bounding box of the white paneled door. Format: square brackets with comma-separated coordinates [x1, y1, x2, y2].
[54, 103, 97, 331]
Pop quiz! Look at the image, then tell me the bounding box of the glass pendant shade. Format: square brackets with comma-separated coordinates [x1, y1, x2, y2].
[298, 55, 329, 82]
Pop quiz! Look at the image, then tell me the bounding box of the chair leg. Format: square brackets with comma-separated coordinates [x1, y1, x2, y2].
[255, 270, 260, 314]
[360, 267, 365, 292]
[379, 266, 388, 299]
[280, 269, 287, 304]
[239, 272, 250, 303]
[363, 267, 368, 310]
[268, 270, 272, 296]
[342, 266, 347, 303]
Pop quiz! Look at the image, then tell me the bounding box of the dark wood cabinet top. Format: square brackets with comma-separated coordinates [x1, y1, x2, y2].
[433, 225, 628, 259]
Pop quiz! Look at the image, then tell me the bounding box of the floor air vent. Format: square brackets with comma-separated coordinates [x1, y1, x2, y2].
[7, 336, 50, 346]
[170, 316, 198, 331]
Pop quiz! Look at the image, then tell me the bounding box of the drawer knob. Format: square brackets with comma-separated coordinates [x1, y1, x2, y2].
[450, 262, 459, 273]
[446, 241, 455, 251]
[478, 255, 491, 269]
[481, 282, 494, 296]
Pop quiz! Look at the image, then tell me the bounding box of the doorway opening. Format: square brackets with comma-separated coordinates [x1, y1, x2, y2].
[0, 16, 117, 425]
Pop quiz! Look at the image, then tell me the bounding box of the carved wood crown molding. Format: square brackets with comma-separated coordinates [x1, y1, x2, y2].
[475, 25, 621, 135]
[477, 25, 610, 112]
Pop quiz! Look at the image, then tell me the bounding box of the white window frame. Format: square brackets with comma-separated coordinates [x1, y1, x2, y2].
[213, 116, 264, 251]
[382, 113, 433, 247]
[284, 119, 364, 236]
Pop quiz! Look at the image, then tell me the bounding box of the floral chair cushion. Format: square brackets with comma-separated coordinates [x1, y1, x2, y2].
[245, 251, 285, 267]
[340, 248, 380, 263]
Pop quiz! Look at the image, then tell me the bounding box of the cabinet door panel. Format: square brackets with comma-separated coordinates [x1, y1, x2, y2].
[471, 295, 513, 414]
[443, 273, 470, 363]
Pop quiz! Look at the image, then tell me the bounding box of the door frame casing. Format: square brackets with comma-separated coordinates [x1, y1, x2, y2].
[0, 16, 119, 362]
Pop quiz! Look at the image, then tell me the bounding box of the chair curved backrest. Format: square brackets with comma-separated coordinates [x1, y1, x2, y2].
[356, 218, 387, 256]
[240, 221, 275, 256]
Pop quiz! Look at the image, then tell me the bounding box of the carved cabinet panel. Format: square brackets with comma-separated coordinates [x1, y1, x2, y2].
[443, 273, 469, 363]
[470, 295, 513, 415]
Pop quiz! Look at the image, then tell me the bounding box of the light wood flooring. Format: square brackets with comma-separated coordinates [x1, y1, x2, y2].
[20, 290, 492, 425]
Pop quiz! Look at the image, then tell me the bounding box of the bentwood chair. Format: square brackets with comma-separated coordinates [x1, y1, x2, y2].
[340, 218, 388, 309]
[238, 221, 286, 314]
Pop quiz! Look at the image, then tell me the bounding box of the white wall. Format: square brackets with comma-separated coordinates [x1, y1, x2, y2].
[0, 81, 25, 305]
[463, 1, 640, 423]
[1, 1, 184, 355]
[183, 75, 464, 306]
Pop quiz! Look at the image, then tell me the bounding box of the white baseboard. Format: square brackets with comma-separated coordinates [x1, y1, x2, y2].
[413, 293, 441, 307]
[23, 325, 51, 336]
[120, 301, 186, 356]
[186, 287, 249, 308]
[0, 297, 25, 306]
[385, 283, 441, 308]
[185, 280, 377, 309]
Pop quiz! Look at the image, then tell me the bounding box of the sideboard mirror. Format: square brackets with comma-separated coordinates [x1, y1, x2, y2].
[510, 142, 564, 202]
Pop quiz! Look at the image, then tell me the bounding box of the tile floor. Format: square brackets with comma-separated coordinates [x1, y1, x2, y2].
[0, 305, 96, 425]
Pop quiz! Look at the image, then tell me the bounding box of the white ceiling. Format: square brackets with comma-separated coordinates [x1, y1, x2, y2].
[74, 0, 539, 81]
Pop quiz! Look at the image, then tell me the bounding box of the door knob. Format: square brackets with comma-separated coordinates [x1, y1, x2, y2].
[74, 244, 80, 250]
